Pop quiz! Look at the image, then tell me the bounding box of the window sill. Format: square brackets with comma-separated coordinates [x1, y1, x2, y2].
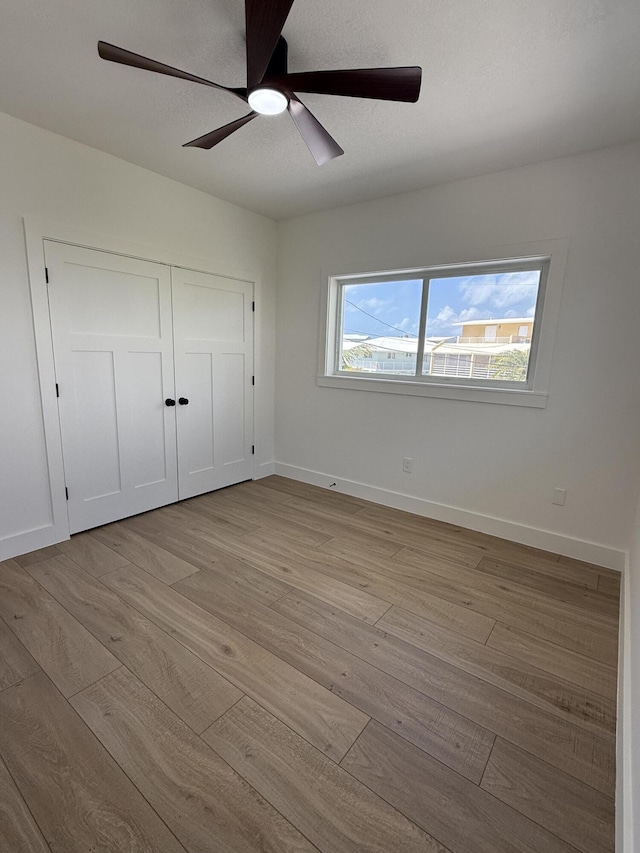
[317, 375, 548, 408]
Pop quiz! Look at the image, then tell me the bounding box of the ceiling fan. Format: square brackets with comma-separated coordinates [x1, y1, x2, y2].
[98, 0, 422, 165]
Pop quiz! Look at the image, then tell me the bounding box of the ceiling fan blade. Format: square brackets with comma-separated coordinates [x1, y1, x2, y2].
[98, 41, 247, 100]
[287, 96, 344, 166]
[274, 66, 422, 102]
[183, 112, 258, 149]
[245, 0, 295, 90]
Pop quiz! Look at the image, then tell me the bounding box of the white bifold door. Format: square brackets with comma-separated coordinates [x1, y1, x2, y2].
[45, 241, 254, 534]
[172, 267, 254, 499]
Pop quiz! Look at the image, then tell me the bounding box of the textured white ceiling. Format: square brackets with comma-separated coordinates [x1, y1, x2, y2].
[1, 0, 640, 219]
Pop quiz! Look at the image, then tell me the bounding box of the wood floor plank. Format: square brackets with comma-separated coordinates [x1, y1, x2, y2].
[0, 671, 186, 852]
[341, 720, 578, 853]
[486, 546, 600, 587]
[322, 540, 618, 664]
[14, 544, 61, 567]
[89, 523, 199, 584]
[26, 555, 242, 733]
[475, 556, 619, 617]
[274, 590, 615, 795]
[259, 475, 367, 513]
[397, 545, 618, 633]
[203, 695, 451, 853]
[481, 738, 614, 853]
[598, 572, 622, 597]
[0, 615, 40, 690]
[558, 554, 616, 577]
[230, 477, 300, 504]
[240, 529, 494, 641]
[186, 490, 334, 548]
[348, 501, 467, 536]
[376, 605, 616, 736]
[122, 509, 293, 605]
[0, 756, 50, 852]
[174, 570, 494, 782]
[348, 502, 557, 575]
[486, 622, 617, 700]
[101, 564, 368, 761]
[154, 504, 390, 624]
[229, 490, 404, 558]
[321, 532, 483, 576]
[373, 517, 599, 589]
[0, 559, 119, 697]
[71, 667, 318, 853]
[283, 489, 476, 555]
[332, 502, 489, 565]
[181, 499, 263, 538]
[56, 531, 130, 577]
[438, 530, 561, 567]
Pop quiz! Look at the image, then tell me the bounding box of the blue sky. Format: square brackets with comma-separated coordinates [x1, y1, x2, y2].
[343, 271, 541, 339]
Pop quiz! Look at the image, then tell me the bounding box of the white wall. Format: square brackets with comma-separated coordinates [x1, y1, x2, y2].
[0, 111, 277, 559]
[275, 142, 640, 566]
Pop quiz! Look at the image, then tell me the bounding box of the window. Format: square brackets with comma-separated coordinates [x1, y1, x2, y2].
[321, 255, 554, 406]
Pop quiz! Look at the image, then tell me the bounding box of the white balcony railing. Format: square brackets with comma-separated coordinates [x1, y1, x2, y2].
[456, 335, 531, 344]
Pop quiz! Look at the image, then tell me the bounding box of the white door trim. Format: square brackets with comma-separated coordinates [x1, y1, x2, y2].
[19, 216, 259, 558]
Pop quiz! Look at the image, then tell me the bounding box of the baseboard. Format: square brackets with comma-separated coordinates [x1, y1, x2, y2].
[254, 461, 276, 479]
[0, 524, 69, 563]
[617, 559, 633, 852]
[274, 462, 625, 571]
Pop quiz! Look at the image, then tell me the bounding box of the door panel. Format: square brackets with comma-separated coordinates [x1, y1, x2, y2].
[70, 350, 121, 499]
[64, 268, 162, 338]
[180, 285, 245, 342]
[216, 352, 247, 464]
[172, 268, 254, 499]
[125, 352, 170, 488]
[46, 242, 178, 533]
[181, 352, 215, 475]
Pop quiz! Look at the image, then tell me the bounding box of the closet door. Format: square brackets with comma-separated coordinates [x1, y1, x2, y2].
[45, 242, 178, 533]
[172, 268, 254, 499]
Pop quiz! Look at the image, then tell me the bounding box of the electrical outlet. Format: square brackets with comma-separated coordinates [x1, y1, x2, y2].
[552, 487, 567, 506]
[402, 457, 413, 474]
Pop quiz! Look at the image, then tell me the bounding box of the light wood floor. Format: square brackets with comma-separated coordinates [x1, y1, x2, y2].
[0, 476, 619, 853]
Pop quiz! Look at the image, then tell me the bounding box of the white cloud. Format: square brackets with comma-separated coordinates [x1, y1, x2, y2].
[457, 272, 539, 311]
[397, 316, 419, 334]
[437, 305, 481, 324]
[428, 305, 485, 335]
[359, 297, 387, 314]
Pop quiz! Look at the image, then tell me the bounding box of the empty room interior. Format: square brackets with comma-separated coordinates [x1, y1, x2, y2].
[1, 1, 640, 851]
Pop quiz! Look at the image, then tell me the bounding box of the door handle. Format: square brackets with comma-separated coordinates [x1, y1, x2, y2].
[178, 397, 189, 406]
[165, 398, 176, 406]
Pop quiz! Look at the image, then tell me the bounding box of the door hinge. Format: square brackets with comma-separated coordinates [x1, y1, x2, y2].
[65, 487, 69, 500]
[252, 301, 255, 312]
[45, 267, 49, 284]
[55, 383, 59, 398]
[251, 445, 255, 455]
[252, 376, 255, 386]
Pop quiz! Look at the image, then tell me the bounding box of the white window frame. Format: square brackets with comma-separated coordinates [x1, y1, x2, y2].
[318, 241, 568, 408]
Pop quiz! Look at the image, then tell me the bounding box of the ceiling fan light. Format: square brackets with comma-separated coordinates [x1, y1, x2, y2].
[248, 87, 288, 115]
